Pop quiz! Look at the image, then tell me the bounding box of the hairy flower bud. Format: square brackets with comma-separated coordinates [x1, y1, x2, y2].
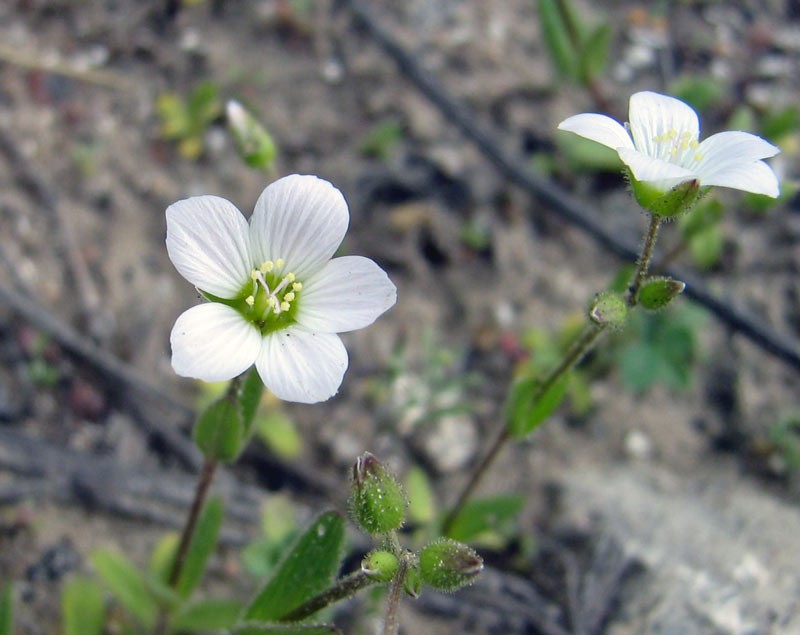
[361, 550, 399, 582]
[638, 277, 686, 310]
[419, 538, 483, 592]
[349, 453, 406, 534]
[589, 292, 628, 330]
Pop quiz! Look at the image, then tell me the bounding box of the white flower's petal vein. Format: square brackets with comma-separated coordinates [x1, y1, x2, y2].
[166, 196, 253, 298]
[249, 174, 349, 279]
[629, 91, 700, 160]
[296, 256, 397, 333]
[557, 113, 634, 151]
[700, 160, 780, 197]
[170, 303, 260, 382]
[256, 328, 348, 403]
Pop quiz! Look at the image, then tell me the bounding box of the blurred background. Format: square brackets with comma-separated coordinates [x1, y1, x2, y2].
[0, 1, 799, 633]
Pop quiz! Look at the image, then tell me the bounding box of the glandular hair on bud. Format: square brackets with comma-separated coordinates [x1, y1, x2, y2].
[589, 292, 628, 330]
[638, 277, 686, 311]
[419, 538, 483, 592]
[349, 452, 406, 535]
[361, 550, 399, 582]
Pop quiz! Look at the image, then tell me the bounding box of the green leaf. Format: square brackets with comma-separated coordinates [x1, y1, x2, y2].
[689, 225, 723, 269]
[619, 341, 661, 392]
[579, 23, 611, 83]
[0, 583, 13, 635]
[254, 412, 302, 460]
[405, 466, 436, 524]
[761, 104, 800, 140]
[91, 549, 158, 628]
[187, 81, 222, 128]
[445, 495, 524, 542]
[150, 532, 180, 584]
[193, 398, 244, 462]
[245, 512, 346, 622]
[235, 623, 341, 635]
[359, 120, 403, 159]
[506, 373, 570, 437]
[171, 597, 244, 631]
[177, 496, 224, 599]
[62, 577, 105, 635]
[539, 0, 579, 79]
[239, 367, 265, 438]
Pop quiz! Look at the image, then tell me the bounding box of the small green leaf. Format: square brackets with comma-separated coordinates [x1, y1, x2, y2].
[227, 100, 278, 172]
[0, 583, 13, 635]
[235, 623, 341, 634]
[579, 23, 611, 83]
[177, 496, 224, 599]
[359, 120, 403, 159]
[193, 397, 244, 462]
[239, 367, 265, 438]
[506, 373, 570, 438]
[619, 341, 661, 392]
[254, 412, 302, 460]
[171, 597, 244, 631]
[539, 0, 579, 79]
[91, 549, 158, 628]
[150, 532, 180, 584]
[444, 495, 524, 543]
[245, 512, 346, 622]
[62, 577, 105, 635]
[405, 466, 436, 524]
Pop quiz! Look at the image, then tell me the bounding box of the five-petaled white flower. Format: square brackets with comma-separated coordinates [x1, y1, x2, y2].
[558, 90, 780, 198]
[166, 174, 397, 404]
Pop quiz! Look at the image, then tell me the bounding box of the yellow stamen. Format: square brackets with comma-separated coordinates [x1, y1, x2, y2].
[260, 261, 274, 273]
[694, 153, 703, 162]
[245, 295, 255, 306]
[292, 282, 302, 291]
[284, 292, 295, 302]
[286, 272, 295, 282]
[280, 301, 290, 312]
[275, 258, 285, 268]
[690, 140, 699, 149]
[251, 270, 259, 280]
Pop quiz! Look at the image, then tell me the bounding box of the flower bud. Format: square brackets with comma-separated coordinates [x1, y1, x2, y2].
[226, 99, 277, 171]
[589, 292, 628, 330]
[361, 550, 399, 582]
[631, 176, 704, 218]
[638, 277, 686, 310]
[403, 563, 422, 598]
[419, 538, 483, 592]
[349, 453, 406, 534]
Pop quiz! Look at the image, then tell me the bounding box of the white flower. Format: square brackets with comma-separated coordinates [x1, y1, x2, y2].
[558, 91, 781, 198]
[166, 174, 397, 404]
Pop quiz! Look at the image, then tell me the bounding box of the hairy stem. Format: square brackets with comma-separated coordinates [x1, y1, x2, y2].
[629, 215, 662, 305]
[442, 322, 603, 535]
[280, 570, 378, 622]
[382, 556, 409, 635]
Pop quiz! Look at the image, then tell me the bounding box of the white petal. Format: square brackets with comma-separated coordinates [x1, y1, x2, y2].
[700, 160, 780, 197]
[557, 113, 634, 151]
[693, 131, 781, 183]
[618, 147, 696, 187]
[171, 303, 261, 382]
[629, 91, 700, 160]
[256, 328, 348, 404]
[249, 175, 349, 280]
[166, 196, 253, 298]
[295, 256, 397, 333]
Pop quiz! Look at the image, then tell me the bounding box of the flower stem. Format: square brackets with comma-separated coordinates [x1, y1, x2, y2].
[279, 570, 378, 622]
[629, 214, 662, 305]
[154, 456, 218, 635]
[382, 555, 409, 635]
[442, 322, 604, 535]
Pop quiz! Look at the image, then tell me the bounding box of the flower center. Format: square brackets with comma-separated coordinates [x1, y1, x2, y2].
[241, 258, 303, 334]
[652, 128, 703, 165]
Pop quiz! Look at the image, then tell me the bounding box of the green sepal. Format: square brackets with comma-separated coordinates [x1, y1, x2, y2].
[630, 175, 705, 218]
[638, 277, 686, 311]
[349, 453, 406, 535]
[193, 397, 244, 462]
[419, 538, 483, 592]
[245, 512, 346, 622]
